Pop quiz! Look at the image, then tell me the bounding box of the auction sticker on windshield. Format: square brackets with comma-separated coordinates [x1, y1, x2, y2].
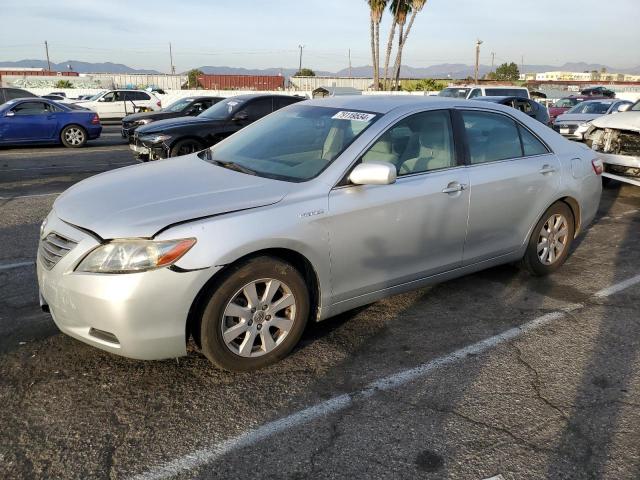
[332, 111, 376, 122]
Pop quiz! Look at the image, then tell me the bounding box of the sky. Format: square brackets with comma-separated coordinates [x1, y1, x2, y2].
[1, 0, 639, 73]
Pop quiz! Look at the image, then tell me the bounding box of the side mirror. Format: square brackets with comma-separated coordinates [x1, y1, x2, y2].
[232, 111, 248, 121]
[5, 111, 15, 117]
[349, 161, 397, 186]
[617, 103, 631, 112]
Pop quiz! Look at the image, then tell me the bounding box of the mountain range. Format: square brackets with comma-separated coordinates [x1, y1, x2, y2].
[0, 59, 159, 74]
[2, 59, 639, 78]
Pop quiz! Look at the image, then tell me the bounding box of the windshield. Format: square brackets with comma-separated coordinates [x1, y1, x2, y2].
[200, 105, 379, 182]
[553, 98, 579, 108]
[86, 92, 105, 101]
[631, 101, 640, 111]
[438, 88, 470, 98]
[165, 98, 194, 112]
[198, 97, 244, 120]
[567, 101, 611, 114]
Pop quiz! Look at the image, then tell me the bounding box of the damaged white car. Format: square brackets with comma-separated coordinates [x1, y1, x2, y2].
[586, 100, 640, 186]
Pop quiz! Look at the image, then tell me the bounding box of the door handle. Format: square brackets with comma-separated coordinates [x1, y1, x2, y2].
[539, 165, 556, 174]
[441, 183, 467, 194]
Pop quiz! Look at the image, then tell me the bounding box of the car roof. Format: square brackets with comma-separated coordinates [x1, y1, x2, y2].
[474, 96, 531, 102]
[302, 95, 471, 114]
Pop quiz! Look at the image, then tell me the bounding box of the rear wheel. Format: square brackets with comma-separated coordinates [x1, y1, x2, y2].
[200, 256, 310, 371]
[520, 202, 575, 276]
[60, 125, 87, 148]
[169, 138, 204, 157]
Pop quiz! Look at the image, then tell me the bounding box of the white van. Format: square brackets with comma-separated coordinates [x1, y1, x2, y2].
[72, 90, 162, 120]
[439, 85, 530, 99]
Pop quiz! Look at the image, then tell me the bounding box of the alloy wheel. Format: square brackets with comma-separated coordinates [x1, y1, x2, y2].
[221, 278, 297, 358]
[64, 127, 85, 146]
[537, 213, 569, 265]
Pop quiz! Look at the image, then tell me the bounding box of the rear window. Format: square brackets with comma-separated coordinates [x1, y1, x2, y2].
[438, 88, 471, 98]
[484, 88, 529, 98]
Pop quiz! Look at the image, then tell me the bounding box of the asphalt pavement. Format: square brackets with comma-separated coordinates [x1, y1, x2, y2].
[0, 128, 639, 480]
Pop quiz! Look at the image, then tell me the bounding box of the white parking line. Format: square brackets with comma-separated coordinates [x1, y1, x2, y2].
[0, 192, 61, 200]
[2, 162, 134, 172]
[0, 146, 129, 158]
[0, 261, 34, 271]
[128, 273, 640, 480]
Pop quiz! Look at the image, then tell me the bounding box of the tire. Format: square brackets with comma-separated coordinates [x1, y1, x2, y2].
[60, 125, 87, 148]
[169, 138, 204, 158]
[200, 256, 310, 371]
[520, 201, 575, 276]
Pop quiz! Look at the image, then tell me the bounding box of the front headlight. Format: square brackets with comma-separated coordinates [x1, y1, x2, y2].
[140, 133, 172, 144]
[76, 238, 196, 274]
[579, 121, 592, 128]
[136, 118, 153, 126]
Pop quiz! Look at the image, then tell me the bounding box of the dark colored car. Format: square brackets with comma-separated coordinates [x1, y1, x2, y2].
[474, 96, 550, 125]
[548, 96, 592, 124]
[41, 94, 66, 101]
[0, 87, 37, 104]
[581, 86, 615, 98]
[132, 94, 304, 160]
[121, 96, 223, 141]
[0, 98, 101, 147]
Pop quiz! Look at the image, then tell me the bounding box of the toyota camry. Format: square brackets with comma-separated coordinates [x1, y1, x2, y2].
[37, 96, 602, 371]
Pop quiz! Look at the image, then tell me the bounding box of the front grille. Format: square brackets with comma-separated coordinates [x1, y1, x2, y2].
[39, 232, 78, 270]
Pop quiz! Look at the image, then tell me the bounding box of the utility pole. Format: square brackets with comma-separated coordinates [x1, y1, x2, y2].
[474, 39, 483, 84]
[521, 55, 524, 77]
[44, 41, 51, 72]
[491, 52, 495, 72]
[348, 48, 352, 78]
[169, 42, 175, 74]
[298, 44, 304, 74]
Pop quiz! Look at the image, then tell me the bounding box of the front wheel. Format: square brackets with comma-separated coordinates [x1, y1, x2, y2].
[169, 138, 204, 157]
[200, 257, 310, 371]
[520, 202, 575, 276]
[60, 125, 87, 148]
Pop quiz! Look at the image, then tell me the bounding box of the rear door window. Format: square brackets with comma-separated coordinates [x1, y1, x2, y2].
[462, 111, 522, 164]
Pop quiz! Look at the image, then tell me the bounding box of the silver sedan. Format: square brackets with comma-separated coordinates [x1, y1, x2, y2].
[37, 96, 602, 371]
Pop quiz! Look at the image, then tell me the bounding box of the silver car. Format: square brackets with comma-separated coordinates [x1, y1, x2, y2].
[553, 99, 632, 141]
[37, 96, 602, 371]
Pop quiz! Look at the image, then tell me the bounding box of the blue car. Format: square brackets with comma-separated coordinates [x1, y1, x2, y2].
[0, 98, 102, 148]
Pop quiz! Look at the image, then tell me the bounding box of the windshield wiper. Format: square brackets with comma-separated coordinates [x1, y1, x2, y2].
[212, 159, 257, 176]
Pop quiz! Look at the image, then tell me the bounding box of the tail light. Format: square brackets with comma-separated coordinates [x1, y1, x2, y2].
[91, 114, 100, 125]
[591, 158, 603, 176]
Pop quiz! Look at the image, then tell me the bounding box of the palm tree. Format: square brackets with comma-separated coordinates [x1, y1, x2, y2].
[392, 0, 427, 88]
[367, 0, 387, 90]
[389, 0, 412, 89]
[381, 0, 404, 90]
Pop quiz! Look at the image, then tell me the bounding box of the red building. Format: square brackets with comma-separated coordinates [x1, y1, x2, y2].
[196, 74, 284, 91]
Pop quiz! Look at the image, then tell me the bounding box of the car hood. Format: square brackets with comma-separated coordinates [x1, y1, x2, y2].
[136, 116, 214, 133]
[591, 111, 640, 133]
[555, 113, 604, 123]
[53, 154, 291, 239]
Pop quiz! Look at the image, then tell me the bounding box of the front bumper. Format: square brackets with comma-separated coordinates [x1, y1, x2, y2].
[554, 124, 586, 140]
[36, 213, 215, 360]
[129, 135, 169, 160]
